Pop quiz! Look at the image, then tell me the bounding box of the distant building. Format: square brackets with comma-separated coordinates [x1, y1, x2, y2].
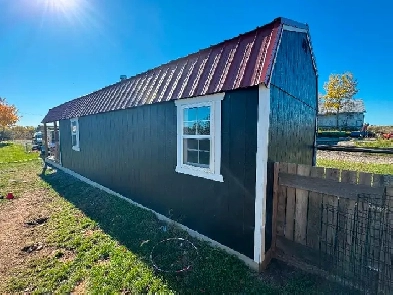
[318, 99, 366, 131]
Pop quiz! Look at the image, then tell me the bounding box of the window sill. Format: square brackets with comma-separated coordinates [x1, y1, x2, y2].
[72, 146, 80, 152]
[175, 166, 223, 182]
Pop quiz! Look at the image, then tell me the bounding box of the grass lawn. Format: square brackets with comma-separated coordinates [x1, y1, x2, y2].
[0, 142, 39, 163]
[355, 139, 393, 148]
[317, 158, 393, 175]
[0, 161, 338, 294]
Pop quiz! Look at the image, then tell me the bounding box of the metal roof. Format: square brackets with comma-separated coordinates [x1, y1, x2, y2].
[42, 17, 312, 123]
[318, 99, 366, 114]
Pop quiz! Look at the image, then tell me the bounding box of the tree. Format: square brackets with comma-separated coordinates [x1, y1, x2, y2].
[319, 72, 359, 130]
[10, 126, 35, 140]
[0, 98, 19, 140]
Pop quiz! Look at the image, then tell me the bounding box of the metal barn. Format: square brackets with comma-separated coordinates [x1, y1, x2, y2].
[42, 17, 317, 270]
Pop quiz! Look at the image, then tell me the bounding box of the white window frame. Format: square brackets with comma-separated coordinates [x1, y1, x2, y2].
[175, 93, 224, 182]
[70, 118, 80, 151]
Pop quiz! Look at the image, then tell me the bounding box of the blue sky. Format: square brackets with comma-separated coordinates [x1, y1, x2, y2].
[0, 0, 391, 127]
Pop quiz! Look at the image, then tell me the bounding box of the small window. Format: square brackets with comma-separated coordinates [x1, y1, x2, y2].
[70, 118, 80, 151]
[175, 93, 224, 182]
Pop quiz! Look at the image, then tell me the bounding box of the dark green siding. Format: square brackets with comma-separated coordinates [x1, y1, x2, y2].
[59, 87, 258, 258]
[265, 30, 318, 250]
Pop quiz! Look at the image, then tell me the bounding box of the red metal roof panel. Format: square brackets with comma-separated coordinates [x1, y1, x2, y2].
[42, 17, 313, 123]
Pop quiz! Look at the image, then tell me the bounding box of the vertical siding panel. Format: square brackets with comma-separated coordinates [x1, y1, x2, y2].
[118, 113, 126, 194]
[221, 92, 231, 219]
[127, 109, 134, 193]
[59, 87, 258, 258]
[265, 30, 317, 253]
[228, 90, 247, 247]
[268, 30, 316, 165]
[244, 91, 258, 251]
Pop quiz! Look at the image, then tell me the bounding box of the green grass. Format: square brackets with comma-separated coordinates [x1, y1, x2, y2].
[355, 139, 393, 148]
[317, 158, 393, 175]
[0, 161, 347, 294]
[0, 142, 39, 163]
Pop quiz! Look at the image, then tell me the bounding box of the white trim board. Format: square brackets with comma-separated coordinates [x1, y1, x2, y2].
[175, 93, 224, 182]
[254, 84, 271, 265]
[44, 159, 259, 271]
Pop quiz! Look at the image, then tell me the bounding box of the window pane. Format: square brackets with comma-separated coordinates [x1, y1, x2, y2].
[197, 106, 210, 121]
[72, 135, 77, 146]
[199, 139, 210, 151]
[183, 138, 210, 167]
[183, 122, 197, 135]
[197, 121, 210, 135]
[185, 150, 198, 165]
[184, 107, 197, 121]
[72, 124, 77, 133]
[199, 151, 210, 165]
[184, 138, 198, 150]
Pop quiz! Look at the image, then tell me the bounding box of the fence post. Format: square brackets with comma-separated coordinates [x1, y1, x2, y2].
[43, 123, 48, 158]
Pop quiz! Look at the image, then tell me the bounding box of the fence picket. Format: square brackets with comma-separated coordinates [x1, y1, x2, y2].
[285, 163, 297, 240]
[306, 166, 324, 249]
[323, 168, 340, 256]
[355, 172, 373, 284]
[339, 170, 358, 280]
[295, 164, 311, 245]
[378, 184, 393, 294]
[276, 163, 288, 236]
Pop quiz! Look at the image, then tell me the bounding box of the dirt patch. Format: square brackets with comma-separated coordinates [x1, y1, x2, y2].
[0, 189, 54, 289]
[71, 280, 86, 294]
[258, 259, 303, 286]
[317, 150, 393, 164]
[82, 229, 95, 237]
[53, 249, 76, 263]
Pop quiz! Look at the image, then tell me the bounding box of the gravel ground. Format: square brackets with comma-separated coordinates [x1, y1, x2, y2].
[317, 150, 393, 165]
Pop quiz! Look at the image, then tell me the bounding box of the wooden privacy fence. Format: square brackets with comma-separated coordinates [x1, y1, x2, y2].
[269, 163, 393, 294]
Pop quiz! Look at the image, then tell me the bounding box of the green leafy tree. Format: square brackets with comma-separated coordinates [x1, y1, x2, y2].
[319, 72, 359, 130]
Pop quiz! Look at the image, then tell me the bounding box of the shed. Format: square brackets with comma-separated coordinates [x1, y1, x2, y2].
[318, 99, 366, 131]
[42, 17, 317, 270]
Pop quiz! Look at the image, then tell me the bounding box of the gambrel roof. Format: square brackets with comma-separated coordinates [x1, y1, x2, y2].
[42, 17, 316, 123]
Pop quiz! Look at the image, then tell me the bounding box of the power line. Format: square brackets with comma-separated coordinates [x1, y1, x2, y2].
[19, 112, 44, 116]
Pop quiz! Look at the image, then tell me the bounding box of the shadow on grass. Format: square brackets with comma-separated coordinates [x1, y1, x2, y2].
[0, 142, 12, 148]
[39, 168, 355, 294]
[39, 168, 279, 294]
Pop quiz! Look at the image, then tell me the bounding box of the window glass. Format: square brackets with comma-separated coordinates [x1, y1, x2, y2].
[70, 118, 80, 151]
[183, 138, 211, 168]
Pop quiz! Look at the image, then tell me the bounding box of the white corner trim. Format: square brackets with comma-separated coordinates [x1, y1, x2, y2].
[175, 92, 224, 182]
[45, 158, 258, 271]
[254, 84, 271, 264]
[175, 166, 224, 182]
